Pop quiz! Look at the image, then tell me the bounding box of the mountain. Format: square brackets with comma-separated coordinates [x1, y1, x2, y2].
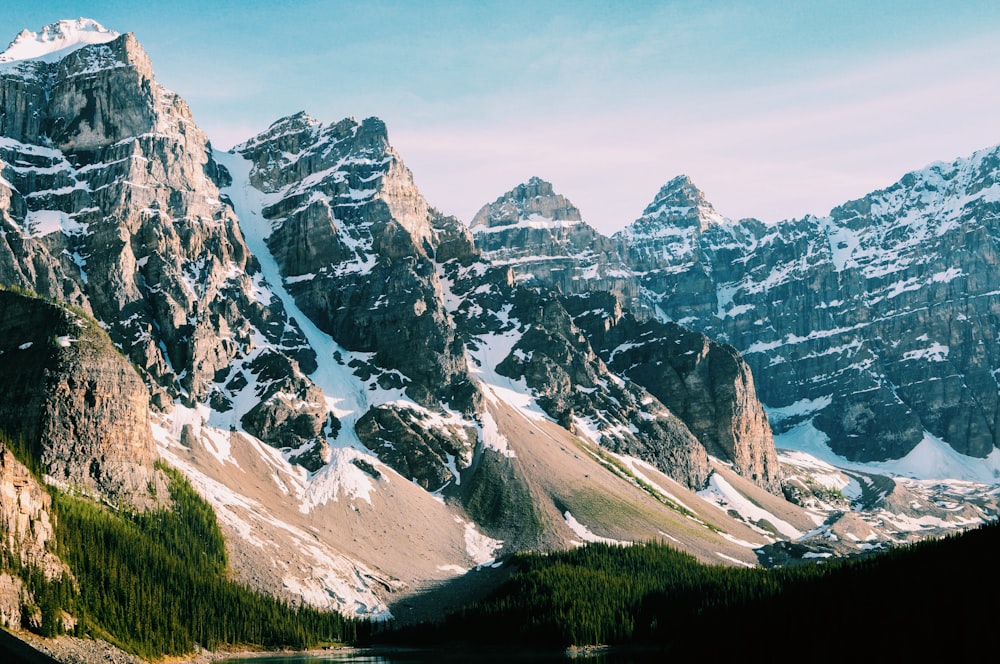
[469, 176, 639, 307]
[617, 155, 1000, 468]
[471, 160, 1000, 476]
[1, 19, 998, 661]
[0, 18, 821, 632]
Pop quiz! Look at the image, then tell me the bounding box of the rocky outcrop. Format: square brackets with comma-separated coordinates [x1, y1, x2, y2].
[238, 351, 338, 472]
[468, 179, 780, 490]
[0, 290, 164, 507]
[443, 260, 713, 490]
[471, 177, 641, 309]
[0, 23, 317, 416]
[619, 153, 1000, 462]
[0, 443, 65, 581]
[565, 292, 781, 493]
[355, 405, 477, 491]
[235, 113, 481, 417]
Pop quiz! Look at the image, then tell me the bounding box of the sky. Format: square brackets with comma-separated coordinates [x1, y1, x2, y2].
[3, 1, 1000, 233]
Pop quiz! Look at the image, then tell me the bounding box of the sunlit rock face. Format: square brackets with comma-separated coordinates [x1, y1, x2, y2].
[0, 291, 163, 507]
[471, 176, 642, 310]
[0, 23, 330, 468]
[467, 179, 784, 493]
[236, 113, 481, 418]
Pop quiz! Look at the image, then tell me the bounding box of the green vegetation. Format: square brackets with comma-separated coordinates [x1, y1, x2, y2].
[0, 439, 361, 659]
[581, 441, 701, 523]
[51, 464, 360, 659]
[382, 521, 1000, 656]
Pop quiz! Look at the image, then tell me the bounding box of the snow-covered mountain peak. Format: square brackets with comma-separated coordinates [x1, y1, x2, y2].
[0, 18, 119, 65]
[469, 176, 582, 233]
[628, 174, 729, 234]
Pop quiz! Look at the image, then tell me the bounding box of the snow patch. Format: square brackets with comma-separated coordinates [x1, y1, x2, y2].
[464, 522, 503, 565]
[0, 18, 119, 65]
[765, 396, 832, 425]
[480, 410, 515, 458]
[776, 419, 1000, 485]
[563, 511, 631, 546]
[902, 342, 949, 362]
[698, 473, 803, 539]
[24, 209, 86, 237]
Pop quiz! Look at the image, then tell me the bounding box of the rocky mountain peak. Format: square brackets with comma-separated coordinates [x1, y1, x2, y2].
[470, 176, 582, 231]
[627, 174, 727, 235]
[0, 17, 118, 65]
[0, 22, 183, 150]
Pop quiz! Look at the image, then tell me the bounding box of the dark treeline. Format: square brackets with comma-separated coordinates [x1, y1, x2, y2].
[380, 521, 1000, 657]
[3, 454, 365, 660]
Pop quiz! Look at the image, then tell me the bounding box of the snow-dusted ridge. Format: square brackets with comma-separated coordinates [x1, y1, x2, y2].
[0, 18, 119, 65]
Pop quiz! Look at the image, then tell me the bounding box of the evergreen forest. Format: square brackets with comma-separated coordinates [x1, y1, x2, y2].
[1, 445, 361, 661]
[3, 425, 997, 660]
[379, 521, 1000, 657]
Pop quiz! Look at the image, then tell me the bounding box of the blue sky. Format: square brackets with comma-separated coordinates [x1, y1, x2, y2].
[4, 1, 1000, 232]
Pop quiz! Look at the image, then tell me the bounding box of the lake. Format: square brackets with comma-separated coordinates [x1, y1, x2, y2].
[215, 646, 666, 663]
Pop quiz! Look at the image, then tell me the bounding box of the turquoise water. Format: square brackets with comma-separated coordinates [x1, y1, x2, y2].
[216, 647, 660, 663]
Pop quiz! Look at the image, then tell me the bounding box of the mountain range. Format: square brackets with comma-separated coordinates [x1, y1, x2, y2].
[1, 18, 998, 648]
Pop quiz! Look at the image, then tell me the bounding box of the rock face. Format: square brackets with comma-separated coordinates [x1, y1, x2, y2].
[471, 177, 641, 309]
[231, 111, 484, 485]
[0, 21, 330, 470]
[0, 290, 163, 507]
[474, 163, 1000, 465]
[0, 443, 68, 630]
[15, 16, 996, 626]
[468, 179, 782, 492]
[618, 155, 1000, 462]
[565, 292, 781, 493]
[235, 113, 480, 414]
[0, 443, 65, 579]
[439, 258, 714, 491]
[1, 20, 782, 509]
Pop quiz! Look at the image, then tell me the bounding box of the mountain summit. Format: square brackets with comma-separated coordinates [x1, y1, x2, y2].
[469, 176, 583, 231]
[0, 17, 118, 64]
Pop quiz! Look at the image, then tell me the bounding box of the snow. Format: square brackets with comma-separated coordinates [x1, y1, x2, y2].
[745, 322, 869, 354]
[902, 342, 949, 362]
[213, 149, 478, 510]
[55, 336, 74, 347]
[160, 402, 236, 467]
[463, 522, 503, 565]
[153, 412, 395, 618]
[214, 150, 368, 424]
[698, 473, 804, 539]
[22, 210, 87, 238]
[0, 18, 119, 65]
[822, 220, 860, 272]
[466, 325, 548, 421]
[563, 511, 631, 546]
[480, 409, 515, 458]
[776, 419, 1000, 485]
[765, 396, 833, 426]
[715, 553, 755, 567]
[470, 213, 582, 234]
[17, 342, 33, 350]
[300, 448, 378, 509]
